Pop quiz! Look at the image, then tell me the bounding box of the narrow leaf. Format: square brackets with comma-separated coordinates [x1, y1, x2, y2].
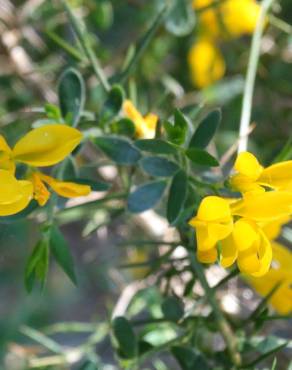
[167, 170, 187, 224]
[112, 316, 137, 359]
[140, 156, 180, 177]
[135, 139, 177, 155]
[186, 148, 219, 166]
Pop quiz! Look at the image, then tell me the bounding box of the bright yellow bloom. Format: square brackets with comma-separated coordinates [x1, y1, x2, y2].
[230, 152, 292, 193]
[194, 0, 262, 39]
[221, 218, 272, 276]
[0, 170, 33, 216]
[123, 100, 158, 139]
[261, 215, 290, 240]
[246, 242, 292, 314]
[188, 38, 225, 88]
[0, 124, 91, 215]
[189, 196, 233, 259]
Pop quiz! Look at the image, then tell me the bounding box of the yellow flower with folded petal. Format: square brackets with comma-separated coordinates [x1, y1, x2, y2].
[0, 124, 91, 215]
[189, 196, 233, 262]
[188, 38, 226, 88]
[246, 242, 292, 314]
[221, 218, 272, 276]
[0, 170, 33, 216]
[123, 100, 158, 139]
[230, 151, 292, 193]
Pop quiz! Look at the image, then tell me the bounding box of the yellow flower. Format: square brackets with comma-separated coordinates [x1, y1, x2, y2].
[123, 100, 158, 139]
[189, 196, 233, 260]
[0, 124, 91, 214]
[246, 242, 292, 314]
[194, 0, 262, 39]
[221, 218, 272, 276]
[229, 151, 292, 193]
[0, 170, 33, 216]
[188, 38, 225, 88]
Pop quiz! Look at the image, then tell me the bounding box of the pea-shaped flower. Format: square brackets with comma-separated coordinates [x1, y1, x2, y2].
[189, 196, 233, 263]
[0, 124, 91, 215]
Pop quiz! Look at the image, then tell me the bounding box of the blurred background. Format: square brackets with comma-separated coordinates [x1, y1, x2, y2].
[0, 0, 291, 369]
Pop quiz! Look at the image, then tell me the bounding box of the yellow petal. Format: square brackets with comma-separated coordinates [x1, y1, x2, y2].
[0, 135, 15, 172]
[123, 100, 144, 124]
[196, 196, 231, 222]
[233, 219, 258, 251]
[197, 248, 218, 264]
[30, 173, 51, 206]
[0, 170, 33, 216]
[221, 234, 238, 268]
[238, 246, 261, 274]
[188, 38, 225, 88]
[208, 220, 233, 242]
[231, 191, 292, 221]
[39, 173, 91, 198]
[12, 124, 82, 167]
[233, 151, 263, 180]
[261, 215, 290, 240]
[258, 160, 292, 190]
[196, 225, 218, 251]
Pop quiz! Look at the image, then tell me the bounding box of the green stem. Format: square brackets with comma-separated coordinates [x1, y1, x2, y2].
[61, 0, 110, 92]
[238, 0, 275, 153]
[189, 254, 242, 368]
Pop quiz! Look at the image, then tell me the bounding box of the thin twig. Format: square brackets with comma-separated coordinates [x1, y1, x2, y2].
[238, 0, 275, 153]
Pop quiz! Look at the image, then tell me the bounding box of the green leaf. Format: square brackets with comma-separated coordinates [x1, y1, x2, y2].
[167, 170, 187, 224]
[100, 84, 124, 122]
[165, 0, 196, 36]
[185, 148, 219, 167]
[189, 109, 221, 149]
[25, 239, 49, 292]
[140, 156, 180, 177]
[128, 180, 167, 213]
[94, 136, 141, 165]
[161, 296, 184, 322]
[135, 139, 177, 155]
[112, 316, 137, 359]
[163, 109, 188, 145]
[111, 118, 135, 137]
[172, 346, 210, 370]
[58, 67, 85, 127]
[50, 225, 77, 285]
[79, 360, 98, 370]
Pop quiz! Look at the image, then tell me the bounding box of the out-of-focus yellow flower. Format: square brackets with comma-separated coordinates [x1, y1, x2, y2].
[221, 218, 272, 276]
[194, 0, 262, 39]
[246, 242, 292, 314]
[0, 170, 33, 216]
[189, 0, 262, 87]
[188, 38, 226, 88]
[123, 100, 158, 139]
[0, 124, 91, 215]
[189, 196, 233, 261]
[230, 152, 292, 193]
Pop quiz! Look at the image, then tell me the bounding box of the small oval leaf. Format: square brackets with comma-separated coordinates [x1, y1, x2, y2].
[112, 316, 137, 359]
[135, 139, 177, 154]
[101, 85, 124, 122]
[140, 156, 180, 177]
[161, 296, 184, 322]
[167, 170, 187, 224]
[94, 136, 141, 165]
[185, 148, 219, 167]
[128, 180, 167, 213]
[165, 0, 196, 37]
[58, 67, 85, 127]
[189, 109, 221, 149]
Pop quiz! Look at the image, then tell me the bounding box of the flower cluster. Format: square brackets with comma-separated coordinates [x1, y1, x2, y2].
[188, 0, 262, 87]
[189, 152, 292, 278]
[0, 124, 91, 216]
